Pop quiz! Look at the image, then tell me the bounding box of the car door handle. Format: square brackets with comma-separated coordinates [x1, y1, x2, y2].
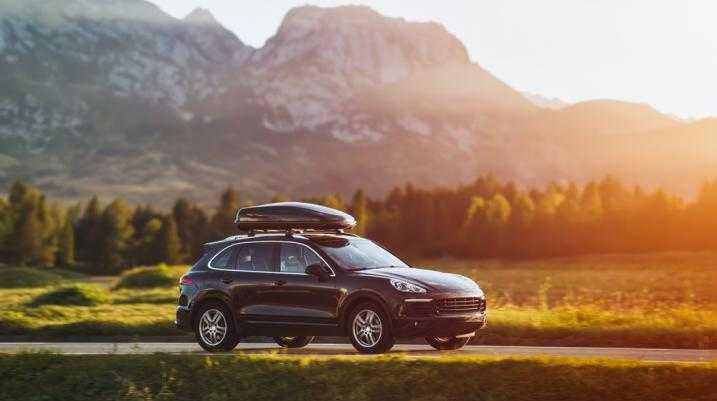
[274, 280, 286, 286]
[220, 277, 233, 284]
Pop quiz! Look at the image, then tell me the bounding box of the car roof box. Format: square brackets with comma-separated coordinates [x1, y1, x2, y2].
[235, 202, 356, 231]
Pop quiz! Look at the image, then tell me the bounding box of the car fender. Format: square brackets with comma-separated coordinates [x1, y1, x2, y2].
[338, 288, 393, 331]
[190, 289, 233, 326]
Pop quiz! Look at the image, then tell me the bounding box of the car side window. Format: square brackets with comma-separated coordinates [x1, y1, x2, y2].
[279, 243, 327, 274]
[211, 246, 237, 269]
[235, 243, 274, 272]
[303, 246, 327, 269]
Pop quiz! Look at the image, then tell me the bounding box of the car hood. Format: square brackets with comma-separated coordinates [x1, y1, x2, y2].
[352, 267, 482, 294]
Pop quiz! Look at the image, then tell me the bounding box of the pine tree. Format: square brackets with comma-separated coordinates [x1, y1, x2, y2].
[154, 216, 183, 264]
[172, 199, 211, 261]
[37, 200, 61, 267]
[56, 218, 75, 267]
[7, 180, 46, 265]
[211, 186, 240, 239]
[0, 198, 11, 261]
[75, 196, 102, 265]
[97, 199, 134, 274]
[11, 211, 43, 266]
[133, 218, 162, 265]
[580, 182, 603, 222]
[349, 189, 369, 236]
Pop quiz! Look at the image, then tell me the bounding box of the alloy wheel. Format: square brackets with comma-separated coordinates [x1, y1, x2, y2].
[352, 309, 383, 348]
[199, 308, 227, 346]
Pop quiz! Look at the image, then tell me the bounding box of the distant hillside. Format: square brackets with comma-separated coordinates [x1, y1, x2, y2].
[522, 100, 681, 137]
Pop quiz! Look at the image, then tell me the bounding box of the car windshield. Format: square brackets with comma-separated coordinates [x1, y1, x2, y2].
[316, 238, 408, 271]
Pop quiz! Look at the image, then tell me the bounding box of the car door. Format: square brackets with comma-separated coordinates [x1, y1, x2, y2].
[210, 242, 280, 323]
[248, 241, 341, 334]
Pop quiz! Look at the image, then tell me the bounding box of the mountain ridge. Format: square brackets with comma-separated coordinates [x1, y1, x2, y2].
[0, 0, 713, 205]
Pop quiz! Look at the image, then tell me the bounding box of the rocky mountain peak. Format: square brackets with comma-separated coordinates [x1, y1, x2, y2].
[251, 5, 469, 81]
[245, 5, 480, 135]
[183, 7, 221, 27]
[0, 0, 173, 25]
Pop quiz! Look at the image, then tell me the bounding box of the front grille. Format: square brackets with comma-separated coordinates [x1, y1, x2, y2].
[404, 302, 435, 317]
[436, 297, 485, 315]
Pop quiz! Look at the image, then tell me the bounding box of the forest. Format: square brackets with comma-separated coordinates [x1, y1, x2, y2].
[1, 175, 716, 274]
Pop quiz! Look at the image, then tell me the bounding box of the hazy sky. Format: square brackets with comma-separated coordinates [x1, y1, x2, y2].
[153, 0, 716, 119]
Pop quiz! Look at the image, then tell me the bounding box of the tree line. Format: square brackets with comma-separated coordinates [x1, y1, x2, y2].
[1, 176, 717, 273]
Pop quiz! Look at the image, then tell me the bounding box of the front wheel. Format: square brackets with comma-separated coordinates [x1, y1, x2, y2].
[426, 336, 470, 350]
[194, 303, 239, 352]
[348, 302, 395, 354]
[273, 336, 314, 348]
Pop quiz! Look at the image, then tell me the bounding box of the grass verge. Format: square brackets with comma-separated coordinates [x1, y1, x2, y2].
[115, 265, 186, 289]
[0, 354, 715, 401]
[28, 284, 109, 307]
[0, 267, 63, 288]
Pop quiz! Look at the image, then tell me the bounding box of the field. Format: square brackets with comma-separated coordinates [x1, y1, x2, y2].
[1, 353, 716, 401]
[422, 252, 717, 348]
[1, 252, 716, 347]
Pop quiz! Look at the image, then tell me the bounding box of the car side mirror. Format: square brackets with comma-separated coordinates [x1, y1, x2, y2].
[305, 263, 329, 278]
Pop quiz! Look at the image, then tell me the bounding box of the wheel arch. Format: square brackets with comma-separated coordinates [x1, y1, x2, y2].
[339, 290, 392, 335]
[190, 290, 234, 329]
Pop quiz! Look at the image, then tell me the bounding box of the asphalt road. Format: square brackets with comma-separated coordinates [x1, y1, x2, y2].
[1, 343, 715, 362]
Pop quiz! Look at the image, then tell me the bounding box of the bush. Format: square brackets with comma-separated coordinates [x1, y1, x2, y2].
[0, 267, 63, 288]
[114, 265, 185, 289]
[29, 284, 108, 306]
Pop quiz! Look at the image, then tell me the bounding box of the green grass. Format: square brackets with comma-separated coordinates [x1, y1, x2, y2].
[114, 264, 186, 289]
[415, 252, 717, 348]
[417, 251, 717, 308]
[0, 354, 715, 401]
[1, 252, 716, 347]
[0, 267, 63, 288]
[480, 306, 717, 348]
[0, 287, 177, 337]
[28, 284, 109, 307]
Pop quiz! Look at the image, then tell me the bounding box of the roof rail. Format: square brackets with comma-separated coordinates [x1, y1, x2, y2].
[243, 228, 352, 237]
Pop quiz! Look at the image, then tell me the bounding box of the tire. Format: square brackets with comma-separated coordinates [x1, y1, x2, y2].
[194, 302, 239, 352]
[348, 302, 395, 354]
[426, 336, 470, 351]
[273, 336, 315, 348]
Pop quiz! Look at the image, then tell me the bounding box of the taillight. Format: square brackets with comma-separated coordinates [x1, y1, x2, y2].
[179, 275, 193, 286]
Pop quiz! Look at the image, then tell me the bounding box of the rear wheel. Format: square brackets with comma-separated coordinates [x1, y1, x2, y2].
[194, 303, 239, 352]
[273, 336, 314, 348]
[348, 302, 395, 354]
[426, 336, 470, 350]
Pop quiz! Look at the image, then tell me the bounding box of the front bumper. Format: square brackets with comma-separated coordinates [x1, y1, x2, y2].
[390, 294, 487, 338]
[392, 312, 487, 338]
[175, 306, 192, 331]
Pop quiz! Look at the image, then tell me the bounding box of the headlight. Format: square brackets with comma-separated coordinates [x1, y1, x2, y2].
[390, 279, 427, 293]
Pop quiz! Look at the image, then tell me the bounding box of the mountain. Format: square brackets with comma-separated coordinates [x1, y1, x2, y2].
[238, 5, 536, 138]
[0, 1, 714, 205]
[521, 100, 681, 137]
[521, 118, 717, 195]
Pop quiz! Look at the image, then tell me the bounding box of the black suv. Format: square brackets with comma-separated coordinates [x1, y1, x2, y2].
[176, 202, 486, 354]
